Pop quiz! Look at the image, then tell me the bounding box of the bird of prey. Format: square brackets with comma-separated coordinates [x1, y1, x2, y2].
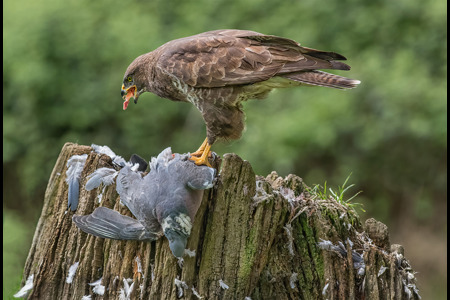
[121, 29, 360, 166]
[72, 147, 216, 258]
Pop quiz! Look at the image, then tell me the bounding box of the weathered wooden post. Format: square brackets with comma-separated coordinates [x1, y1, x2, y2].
[17, 143, 420, 299]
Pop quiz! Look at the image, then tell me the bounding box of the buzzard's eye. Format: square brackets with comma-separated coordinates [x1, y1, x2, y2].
[127, 76, 132, 82]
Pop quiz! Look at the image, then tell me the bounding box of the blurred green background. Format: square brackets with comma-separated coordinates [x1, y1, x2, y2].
[3, 0, 446, 298]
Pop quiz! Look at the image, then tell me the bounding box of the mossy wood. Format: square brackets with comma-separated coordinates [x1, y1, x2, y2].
[21, 143, 419, 299]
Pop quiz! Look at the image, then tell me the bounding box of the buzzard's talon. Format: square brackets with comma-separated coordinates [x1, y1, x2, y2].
[190, 155, 212, 168]
[189, 140, 212, 167]
[190, 138, 208, 157]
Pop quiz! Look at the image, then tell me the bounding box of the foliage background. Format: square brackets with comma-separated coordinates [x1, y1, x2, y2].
[3, 0, 446, 298]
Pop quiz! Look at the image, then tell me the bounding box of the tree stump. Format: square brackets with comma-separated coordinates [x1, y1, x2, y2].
[19, 143, 420, 299]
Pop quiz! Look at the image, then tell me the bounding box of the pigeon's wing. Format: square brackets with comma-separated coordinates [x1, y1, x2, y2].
[186, 164, 216, 190]
[72, 207, 158, 240]
[115, 166, 144, 216]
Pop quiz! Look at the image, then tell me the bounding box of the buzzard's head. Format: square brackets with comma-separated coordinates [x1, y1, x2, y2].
[121, 54, 149, 110]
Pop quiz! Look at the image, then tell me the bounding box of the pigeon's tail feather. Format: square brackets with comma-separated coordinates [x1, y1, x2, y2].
[72, 207, 158, 240]
[130, 154, 148, 172]
[282, 70, 361, 89]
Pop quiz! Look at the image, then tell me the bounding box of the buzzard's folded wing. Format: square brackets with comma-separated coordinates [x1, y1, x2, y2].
[157, 30, 350, 88]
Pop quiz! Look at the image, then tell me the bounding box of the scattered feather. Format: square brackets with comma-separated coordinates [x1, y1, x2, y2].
[81, 296, 92, 300]
[378, 266, 388, 277]
[174, 277, 189, 298]
[191, 286, 203, 299]
[85, 168, 118, 191]
[66, 261, 79, 284]
[89, 277, 105, 295]
[253, 180, 271, 203]
[96, 186, 107, 204]
[322, 282, 329, 296]
[113, 276, 119, 286]
[91, 144, 116, 158]
[91, 144, 127, 167]
[289, 273, 298, 289]
[219, 279, 229, 290]
[284, 224, 295, 256]
[318, 238, 365, 270]
[184, 249, 196, 257]
[66, 154, 88, 211]
[280, 187, 296, 203]
[119, 278, 135, 300]
[243, 184, 249, 195]
[403, 280, 413, 299]
[178, 257, 184, 268]
[134, 256, 143, 274]
[14, 274, 34, 298]
[346, 238, 354, 248]
[317, 239, 335, 251]
[150, 264, 155, 281]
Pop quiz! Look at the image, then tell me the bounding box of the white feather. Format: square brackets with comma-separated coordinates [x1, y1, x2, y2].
[13, 274, 34, 298]
[66, 261, 79, 284]
[65, 154, 88, 184]
[219, 279, 229, 290]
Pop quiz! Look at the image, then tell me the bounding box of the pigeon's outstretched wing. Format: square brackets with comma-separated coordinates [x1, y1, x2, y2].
[72, 207, 158, 240]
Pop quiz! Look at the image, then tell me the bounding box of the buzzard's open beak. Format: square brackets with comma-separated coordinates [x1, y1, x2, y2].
[121, 84, 138, 110]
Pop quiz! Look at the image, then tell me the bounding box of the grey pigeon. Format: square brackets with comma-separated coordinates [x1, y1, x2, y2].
[73, 147, 216, 258]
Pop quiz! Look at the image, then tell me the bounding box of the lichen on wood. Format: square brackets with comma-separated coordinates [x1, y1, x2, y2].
[19, 143, 420, 299]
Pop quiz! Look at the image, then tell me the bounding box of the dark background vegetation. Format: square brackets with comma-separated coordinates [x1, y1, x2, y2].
[3, 0, 446, 298]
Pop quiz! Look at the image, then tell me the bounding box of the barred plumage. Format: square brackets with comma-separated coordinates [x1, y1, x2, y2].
[121, 30, 360, 166]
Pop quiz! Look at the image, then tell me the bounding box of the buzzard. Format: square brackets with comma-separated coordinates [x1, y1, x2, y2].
[121, 29, 360, 166]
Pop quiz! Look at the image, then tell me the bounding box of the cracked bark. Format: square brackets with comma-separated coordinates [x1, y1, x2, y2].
[20, 143, 420, 299]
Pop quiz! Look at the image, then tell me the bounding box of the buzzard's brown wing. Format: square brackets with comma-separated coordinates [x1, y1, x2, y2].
[156, 30, 350, 88]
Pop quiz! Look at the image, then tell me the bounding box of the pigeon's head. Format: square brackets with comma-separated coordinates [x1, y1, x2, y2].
[165, 230, 188, 258]
[161, 212, 192, 258]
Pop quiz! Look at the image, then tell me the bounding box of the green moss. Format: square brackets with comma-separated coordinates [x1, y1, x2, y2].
[238, 223, 258, 280]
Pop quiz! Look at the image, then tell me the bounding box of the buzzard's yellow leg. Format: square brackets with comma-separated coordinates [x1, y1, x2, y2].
[190, 138, 212, 167]
[190, 138, 208, 157]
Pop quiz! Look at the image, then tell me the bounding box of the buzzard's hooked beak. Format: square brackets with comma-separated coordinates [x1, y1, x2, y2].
[121, 84, 138, 110]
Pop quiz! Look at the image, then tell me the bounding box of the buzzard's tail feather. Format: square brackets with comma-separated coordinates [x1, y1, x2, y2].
[301, 46, 348, 61]
[282, 71, 361, 89]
